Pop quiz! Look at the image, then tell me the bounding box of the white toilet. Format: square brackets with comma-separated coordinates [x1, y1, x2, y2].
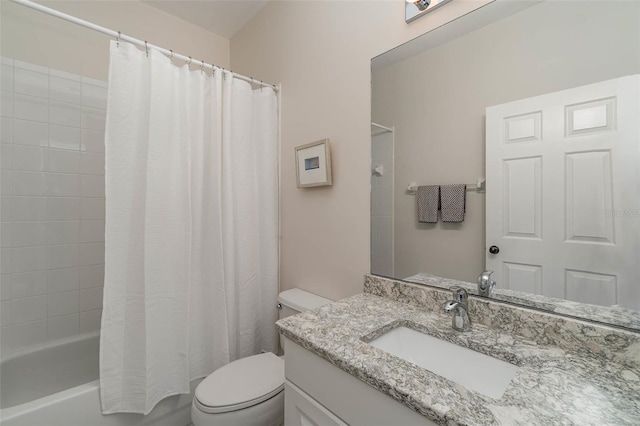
[191, 288, 332, 426]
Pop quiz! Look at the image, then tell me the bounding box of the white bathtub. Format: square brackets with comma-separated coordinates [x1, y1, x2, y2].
[0, 333, 201, 426]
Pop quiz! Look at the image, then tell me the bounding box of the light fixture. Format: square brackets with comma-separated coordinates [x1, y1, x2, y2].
[405, 0, 453, 23]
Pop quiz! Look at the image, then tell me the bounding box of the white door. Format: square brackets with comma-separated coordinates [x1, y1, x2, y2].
[486, 75, 640, 310]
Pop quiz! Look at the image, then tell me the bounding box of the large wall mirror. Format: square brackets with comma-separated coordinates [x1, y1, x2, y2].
[371, 0, 640, 330]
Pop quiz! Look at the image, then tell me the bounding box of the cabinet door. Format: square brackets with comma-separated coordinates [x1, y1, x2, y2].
[284, 381, 347, 426]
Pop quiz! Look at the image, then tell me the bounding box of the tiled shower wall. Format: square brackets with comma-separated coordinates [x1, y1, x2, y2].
[371, 129, 394, 278]
[0, 57, 106, 357]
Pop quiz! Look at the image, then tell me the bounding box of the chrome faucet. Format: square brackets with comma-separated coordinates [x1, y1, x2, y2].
[443, 286, 471, 332]
[477, 270, 495, 297]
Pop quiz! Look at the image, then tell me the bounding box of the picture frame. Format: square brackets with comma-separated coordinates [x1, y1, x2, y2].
[295, 139, 332, 188]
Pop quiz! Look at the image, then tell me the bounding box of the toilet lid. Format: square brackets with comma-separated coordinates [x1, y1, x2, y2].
[195, 352, 284, 414]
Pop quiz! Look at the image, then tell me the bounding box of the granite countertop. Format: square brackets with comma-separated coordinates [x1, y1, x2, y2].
[276, 293, 640, 426]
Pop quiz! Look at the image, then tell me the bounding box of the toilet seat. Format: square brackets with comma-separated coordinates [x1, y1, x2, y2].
[194, 352, 284, 414]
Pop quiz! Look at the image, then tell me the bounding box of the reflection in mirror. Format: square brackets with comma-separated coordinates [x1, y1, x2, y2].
[371, 0, 640, 328]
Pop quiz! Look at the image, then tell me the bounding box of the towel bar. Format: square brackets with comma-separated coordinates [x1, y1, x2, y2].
[407, 178, 485, 194]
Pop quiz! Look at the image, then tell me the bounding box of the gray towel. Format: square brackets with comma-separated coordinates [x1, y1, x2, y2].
[417, 185, 439, 223]
[440, 184, 466, 222]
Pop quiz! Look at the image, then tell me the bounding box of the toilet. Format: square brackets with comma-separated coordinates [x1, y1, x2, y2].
[191, 288, 332, 426]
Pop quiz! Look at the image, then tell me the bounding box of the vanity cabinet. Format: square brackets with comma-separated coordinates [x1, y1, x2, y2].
[283, 338, 436, 426]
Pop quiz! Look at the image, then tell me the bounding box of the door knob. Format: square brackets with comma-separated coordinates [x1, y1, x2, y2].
[489, 245, 500, 254]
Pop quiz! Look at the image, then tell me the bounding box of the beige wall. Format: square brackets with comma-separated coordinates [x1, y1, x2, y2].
[231, 0, 492, 301]
[372, 1, 640, 282]
[1, 0, 230, 81]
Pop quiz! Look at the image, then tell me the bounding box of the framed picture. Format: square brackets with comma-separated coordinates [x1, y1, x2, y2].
[295, 139, 332, 188]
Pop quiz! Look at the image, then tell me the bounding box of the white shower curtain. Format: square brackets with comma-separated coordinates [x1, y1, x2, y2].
[100, 41, 279, 415]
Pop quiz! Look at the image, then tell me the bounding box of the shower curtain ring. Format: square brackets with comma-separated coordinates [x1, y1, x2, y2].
[200, 60, 204, 73]
[261, 81, 263, 92]
[116, 31, 120, 47]
[188, 56, 192, 66]
[145, 41, 148, 57]
[169, 50, 174, 62]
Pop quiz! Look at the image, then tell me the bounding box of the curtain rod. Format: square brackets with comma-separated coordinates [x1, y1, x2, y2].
[9, 0, 278, 92]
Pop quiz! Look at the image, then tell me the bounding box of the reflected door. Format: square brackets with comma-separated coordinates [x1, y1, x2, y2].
[486, 75, 640, 309]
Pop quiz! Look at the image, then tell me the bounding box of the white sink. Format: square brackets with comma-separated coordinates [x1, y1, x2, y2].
[368, 326, 519, 399]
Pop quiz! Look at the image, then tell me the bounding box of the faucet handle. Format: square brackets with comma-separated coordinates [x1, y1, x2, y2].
[477, 270, 495, 297]
[450, 286, 468, 307]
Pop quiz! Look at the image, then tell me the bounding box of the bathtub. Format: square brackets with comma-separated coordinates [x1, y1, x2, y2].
[0, 333, 201, 426]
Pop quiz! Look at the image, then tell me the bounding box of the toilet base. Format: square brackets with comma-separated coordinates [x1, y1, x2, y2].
[191, 390, 283, 426]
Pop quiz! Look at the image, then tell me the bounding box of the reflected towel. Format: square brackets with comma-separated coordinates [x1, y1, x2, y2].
[417, 185, 439, 223]
[440, 184, 466, 222]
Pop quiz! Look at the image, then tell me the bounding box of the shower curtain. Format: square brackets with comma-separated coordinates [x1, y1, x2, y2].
[99, 41, 279, 415]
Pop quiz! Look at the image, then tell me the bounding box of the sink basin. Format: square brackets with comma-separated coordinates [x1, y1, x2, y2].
[367, 326, 519, 399]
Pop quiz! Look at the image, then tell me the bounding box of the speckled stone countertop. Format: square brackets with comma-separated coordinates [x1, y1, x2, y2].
[276, 293, 640, 425]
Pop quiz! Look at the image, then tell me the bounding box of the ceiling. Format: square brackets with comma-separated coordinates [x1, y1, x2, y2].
[142, 0, 269, 39]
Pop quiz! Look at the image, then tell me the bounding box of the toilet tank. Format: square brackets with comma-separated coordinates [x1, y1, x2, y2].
[277, 289, 332, 320]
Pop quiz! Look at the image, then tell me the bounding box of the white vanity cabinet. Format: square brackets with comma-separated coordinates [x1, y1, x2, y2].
[283, 338, 437, 426]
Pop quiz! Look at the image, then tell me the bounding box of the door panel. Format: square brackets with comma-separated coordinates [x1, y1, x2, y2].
[486, 75, 640, 309]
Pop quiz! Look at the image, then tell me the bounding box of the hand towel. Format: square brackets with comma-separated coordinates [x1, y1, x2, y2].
[417, 185, 440, 223]
[440, 184, 466, 222]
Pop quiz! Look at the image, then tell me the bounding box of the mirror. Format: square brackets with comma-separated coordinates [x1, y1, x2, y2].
[371, 0, 640, 330]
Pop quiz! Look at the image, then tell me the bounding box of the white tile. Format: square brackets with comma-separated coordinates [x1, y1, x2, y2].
[48, 267, 79, 293]
[1, 196, 13, 221]
[0, 64, 13, 92]
[47, 173, 80, 197]
[2, 170, 12, 195]
[13, 119, 48, 146]
[49, 101, 81, 127]
[14, 68, 48, 99]
[80, 129, 104, 153]
[78, 264, 104, 289]
[81, 76, 106, 88]
[47, 290, 79, 317]
[0, 274, 11, 300]
[13, 60, 48, 74]
[81, 106, 106, 131]
[0, 320, 47, 356]
[80, 198, 104, 220]
[13, 171, 46, 196]
[47, 197, 79, 220]
[12, 221, 46, 247]
[47, 244, 79, 269]
[1, 143, 12, 169]
[1, 117, 12, 143]
[1, 247, 12, 274]
[13, 197, 47, 221]
[47, 149, 79, 173]
[14, 94, 48, 122]
[81, 84, 107, 109]
[49, 69, 80, 82]
[80, 220, 104, 243]
[47, 221, 79, 245]
[12, 294, 47, 324]
[49, 124, 80, 150]
[80, 175, 104, 198]
[78, 242, 103, 266]
[80, 152, 104, 175]
[1, 91, 13, 118]
[50, 76, 81, 104]
[79, 286, 102, 311]
[79, 309, 102, 333]
[1, 299, 11, 325]
[12, 246, 47, 272]
[47, 313, 79, 340]
[1, 222, 11, 248]
[12, 270, 47, 298]
[13, 145, 47, 171]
